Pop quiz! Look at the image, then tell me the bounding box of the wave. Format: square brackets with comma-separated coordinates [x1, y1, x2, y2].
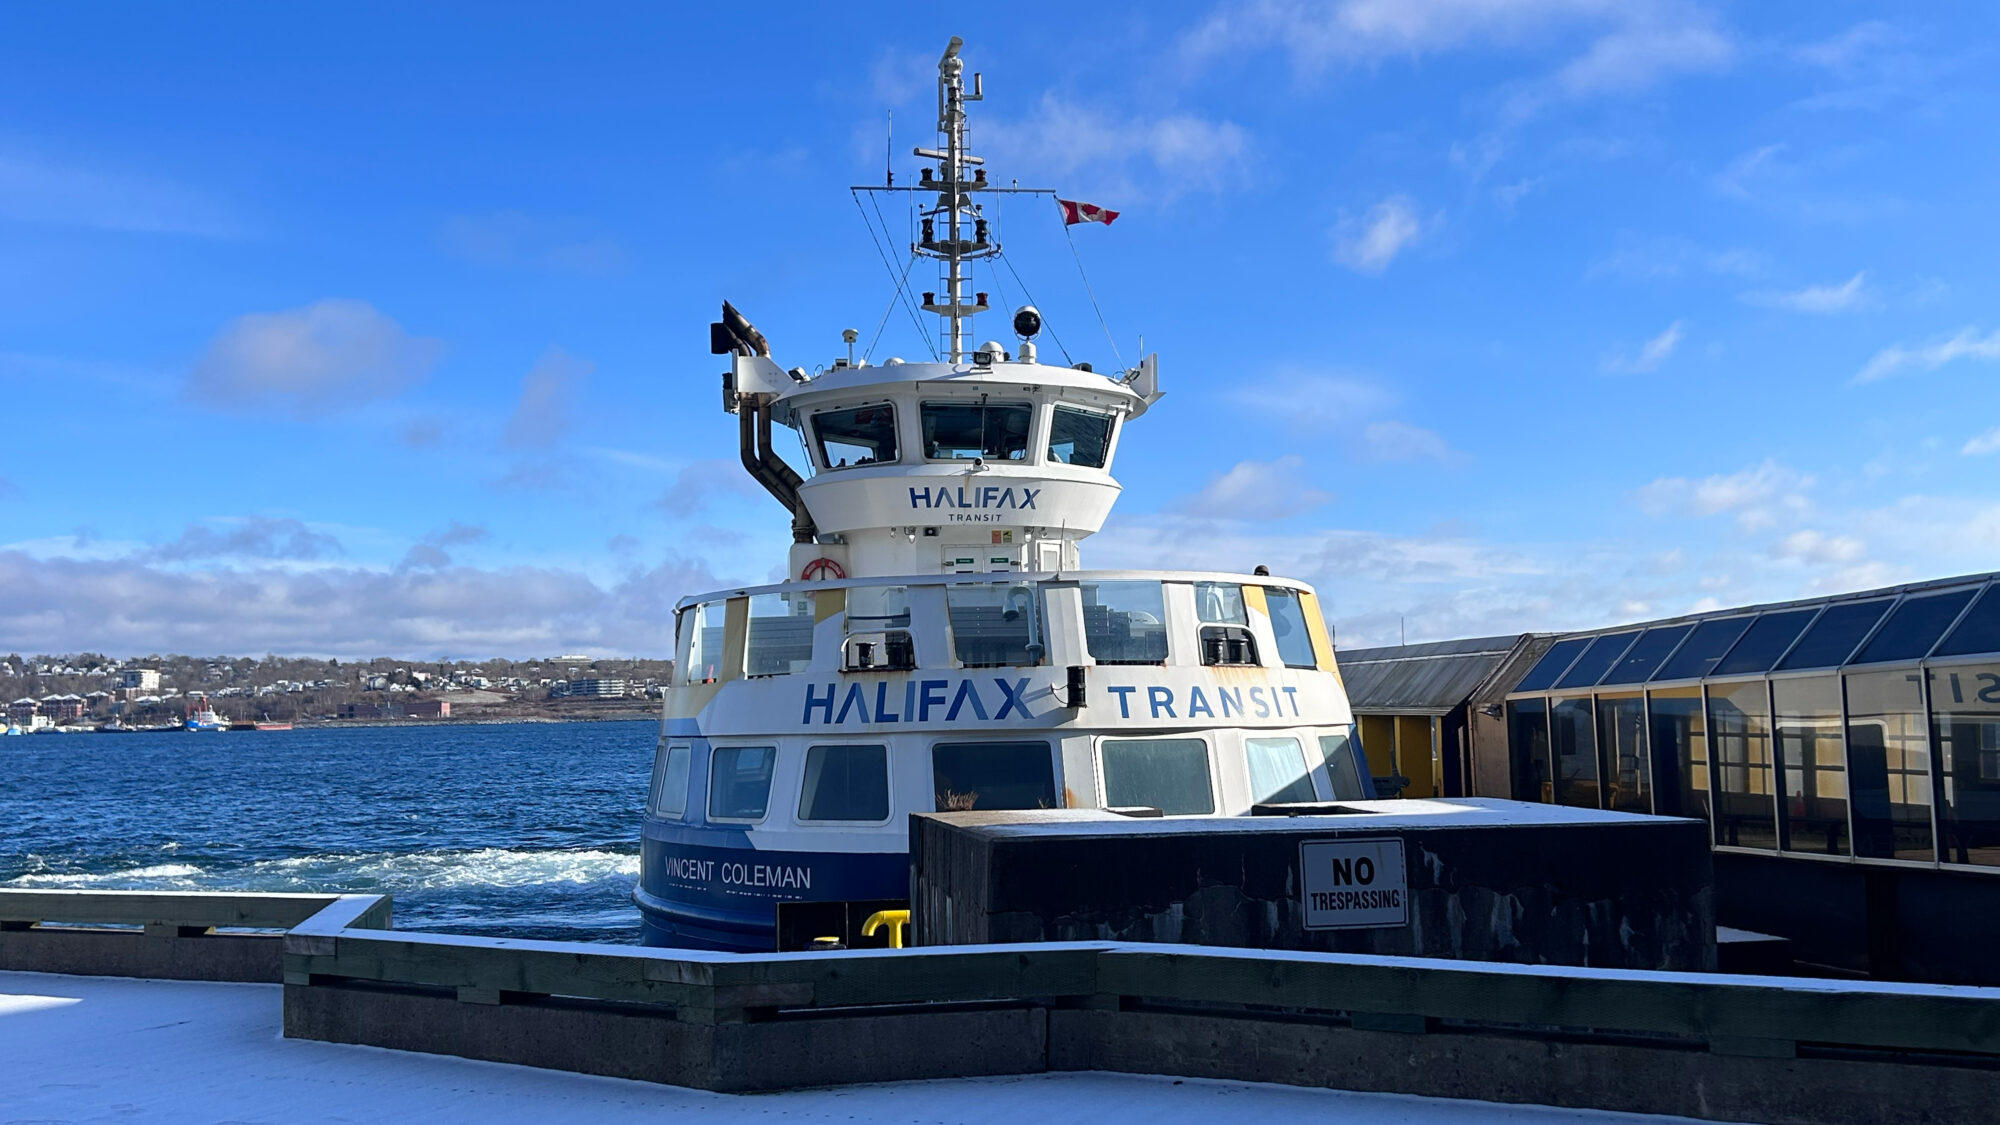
[3, 846, 639, 894]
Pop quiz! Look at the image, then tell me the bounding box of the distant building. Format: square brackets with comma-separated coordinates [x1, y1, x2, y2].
[569, 678, 627, 699]
[404, 699, 450, 719]
[38, 694, 86, 722]
[120, 669, 160, 692]
[7, 698, 37, 724]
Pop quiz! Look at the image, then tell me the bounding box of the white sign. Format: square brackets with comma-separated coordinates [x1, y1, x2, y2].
[1300, 838, 1408, 930]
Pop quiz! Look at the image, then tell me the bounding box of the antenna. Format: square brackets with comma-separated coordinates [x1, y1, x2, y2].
[885, 109, 893, 187]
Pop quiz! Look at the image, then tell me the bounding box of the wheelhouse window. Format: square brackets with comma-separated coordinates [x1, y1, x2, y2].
[709, 745, 776, 821]
[681, 601, 726, 684]
[1264, 588, 1318, 669]
[921, 401, 1032, 461]
[946, 582, 1045, 667]
[1080, 580, 1167, 664]
[745, 592, 814, 676]
[1101, 738, 1214, 814]
[648, 742, 691, 818]
[1318, 728, 1372, 800]
[843, 585, 914, 671]
[1195, 581, 1258, 666]
[1048, 406, 1113, 467]
[811, 404, 898, 469]
[1246, 736, 1316, 805]
[798, 744, 889, 823]
[932, 741, 1056, 811]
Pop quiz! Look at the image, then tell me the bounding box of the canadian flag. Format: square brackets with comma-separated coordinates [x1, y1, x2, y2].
[1057, 199, 1120, 226]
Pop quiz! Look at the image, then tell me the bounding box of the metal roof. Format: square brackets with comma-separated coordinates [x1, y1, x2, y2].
[1338, 634, 1530, 715]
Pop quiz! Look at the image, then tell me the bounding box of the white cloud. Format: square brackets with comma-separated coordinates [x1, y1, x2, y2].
[1634, 459, 1813, 532]
[1175, 456, 1333, 520]
[186, 299, 442, 417]
[1523, 17, 1732, 110]
[1585, 235, 1762, 282]
[0, 146, 241, 237]
[146, 517, 343, 563]
[1856, 327, 2000, 384]
[657, 459, 765, 518]
[1792, 20, 1900, 73]
[1711, 143, 1785, 199]
[438, 211, 624, 273]
[1963, 428, 2000, 457]
[503, 349, 593, 448]
[1181, 0, 1621, 73]
[980, 94, 1249, 201]
[1601, 321, 1684, 374]
[1771, 529, 1865, 566]
[0, 549, 724, 659]
[1234, 369, 1397, 428]
[1332, 196, 1423, 274]
[1744, 271, 1869, 314]
[1492, 175, 1545, 212]
[1359, 420, 1456, 463]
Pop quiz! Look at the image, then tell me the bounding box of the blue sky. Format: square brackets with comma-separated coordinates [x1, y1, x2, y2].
[3, 2, 1998, 658]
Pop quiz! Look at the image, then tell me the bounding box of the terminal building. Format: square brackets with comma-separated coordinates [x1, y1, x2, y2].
[1341, 570, 2000, 985]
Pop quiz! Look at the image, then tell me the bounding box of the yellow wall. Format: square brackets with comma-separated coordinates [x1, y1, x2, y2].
[1358, 715, 1396, 781]
[1398, 715, 1438, 798]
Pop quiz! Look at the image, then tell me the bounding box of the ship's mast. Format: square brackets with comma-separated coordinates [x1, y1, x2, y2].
[915, 36, 996, 363]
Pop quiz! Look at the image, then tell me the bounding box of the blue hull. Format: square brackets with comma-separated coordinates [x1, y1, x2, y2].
[634, 824, 906, 952]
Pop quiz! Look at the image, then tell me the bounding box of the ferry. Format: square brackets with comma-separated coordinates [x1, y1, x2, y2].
[183, 697, 226, 732]
[636, 38, 1370, 951]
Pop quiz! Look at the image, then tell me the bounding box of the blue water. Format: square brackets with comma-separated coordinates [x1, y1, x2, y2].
[0, 720, 655, 942]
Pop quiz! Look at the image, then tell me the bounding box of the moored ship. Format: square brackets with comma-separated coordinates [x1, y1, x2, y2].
[636, 38, 1371, 951]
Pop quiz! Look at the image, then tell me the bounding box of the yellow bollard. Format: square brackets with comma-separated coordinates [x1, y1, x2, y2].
[860, 909, 911, 949]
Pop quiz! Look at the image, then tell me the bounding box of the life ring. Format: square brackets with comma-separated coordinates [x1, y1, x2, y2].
[800, 557, 846, 581]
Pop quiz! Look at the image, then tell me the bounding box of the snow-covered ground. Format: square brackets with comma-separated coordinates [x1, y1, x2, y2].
[0, 971, 1740, 1124]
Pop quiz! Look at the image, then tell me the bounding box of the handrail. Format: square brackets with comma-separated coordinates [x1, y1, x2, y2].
[675, 568, 1321, 611]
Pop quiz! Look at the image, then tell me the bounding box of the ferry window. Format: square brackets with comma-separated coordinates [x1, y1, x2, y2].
[798, 744, 889, 822]
[946, 583, 1045, 667]
[921, 401, 1032, 461]
[1194, 582, 1257, 666]
[1318, 729, 1372, 800]
[1194, 582, 1247, 625]
[1778, 599, 1891, 670]
[846, 585, 911, 631]
[932, 741, 1057, 811]
[812, 404, 898, 469]
[745, 593, 815, 677]
[649, 742, 691, 818]
[1246, 736, 1316, 804]
[1048, 406, 1113, 467]
[1856, 589, 1978, 665]
[708, 745, 776, 820]
[1264, 588, 1318, 669]
[1930, 661, 2000, 867]
[1100, 738, 1214, 815]
[1846, 669, 1935, 861]
[1708, 681, 1778, 849]
[681, 601, 726, 684]
[1081, 580, 1167, 664]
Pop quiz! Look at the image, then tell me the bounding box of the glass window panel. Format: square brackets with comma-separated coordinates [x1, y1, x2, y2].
[1515, 638, 1589, 693]
[1656, 617, 1755, 682]
[1777, 600, 1893, 670]
[846, 585, 911, 632]
[709, 745, 776, 820]
[1193, 582, 1247, 624]
[1554, 632, 1639, 689]
[932, 741, 1056, 812]
[920, 401, 1032, 460]
[1101, 738, 1215, 814]
[798, 744, 889, 822]
[745, 592, 815, 676]
[1773, 677, 1849, 856]
[649, 742, 691, 818]
[1264, 588, 1319, 669]
[1550, 697, 1601, 808]
[1707, 681, 1778, 849]
[681, 601, 726, 684]
[1934, 585, 2000, 658]
[1600, 625, 1693, 686]
[1647, 687, 1709, 822]
[1317, 729, 1372, 800]
[1846, 668, 1935, 861]
[1854, 589, 1978, 664]
[1246, 737, 1316, 804]
[946, 583, 1045, 667]
[812, 403, 898, 468]
[1507, 698, 1552, 803]
[1931, 663, 2000, 867]
[1048, 406, 1113, 467]
[1080, 581, 1167, 664]
[1712, 609, 1821, 676]
[1596, 692, 1651, 813]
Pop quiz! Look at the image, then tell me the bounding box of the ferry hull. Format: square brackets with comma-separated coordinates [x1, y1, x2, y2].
[635, 828, 905, 951]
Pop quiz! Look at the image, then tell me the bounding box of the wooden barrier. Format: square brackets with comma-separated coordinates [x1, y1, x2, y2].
[8, 887, 2000, 1122]
[0, 889, 390, 983]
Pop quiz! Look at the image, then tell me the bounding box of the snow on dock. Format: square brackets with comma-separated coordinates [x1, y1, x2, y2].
[0, 970, 1725, 1125]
